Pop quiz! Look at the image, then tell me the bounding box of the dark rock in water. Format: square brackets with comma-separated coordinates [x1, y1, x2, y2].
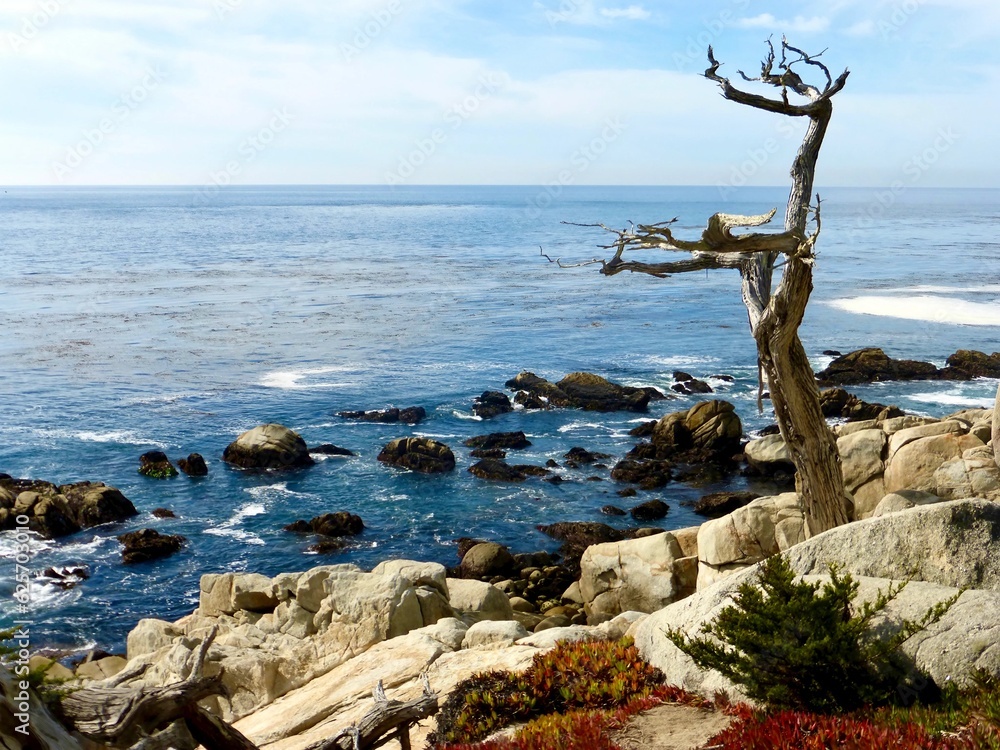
[940, 349, 1000, 379]
[461, 542, 514, 579]
[377, 438, 455, 474]
[152, 508, 176, 519]
[473, 391, 514, 419]
[40, 565, 90, 589]
[610, 457, 672, 489]
[629, 421, 657, 438]
[505, 371, 656, 412]
[456, 537, 488, 559]
[629, 499, 669, 522]
[471, 448, 507, 459]
[464, 431, 531, 450]
[671, 371, 713, 395]
[117, 529, 185, 564]
[655, 400, 743, 456]
[285, 511, 364, 538]
[820, 388, 905, 422]
[617, 487, 637, 498]
[601, 505, 627, 516]
[338, 407, 426, 424]
[585, 476, 603, 482]
[468, 459, 546, 482]
[139, 451, 178, 479]
[537, 522, 628, 575]
[759, 424, 782, 436]
[223, 424, 314, 470]
[309, 539, 348, 554]
[693, 491, 760, 518]
[710, 374, 736, 383]
[545, 475, 564, 484]
[545, 459, 559, 468]
[816, 348, 939, 385]
[309, 444, 356, 457]
[514, 391, 548, 410]
[563, 447, 612, 465]
[822, 350, 842, 357]
[177, 453, 208, 476]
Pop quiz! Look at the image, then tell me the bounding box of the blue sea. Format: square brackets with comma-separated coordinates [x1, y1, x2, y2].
[1, 185, 998, 654]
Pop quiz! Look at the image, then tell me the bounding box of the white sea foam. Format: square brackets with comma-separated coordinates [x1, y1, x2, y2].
[885, 284, 1000, 295]
[557, 422, 605, 433]
[204, 527, 265, 545]
[451, 411, 483, 421]
[643, 355, 720, 368]
[259, 366, 355, 390]
[827, 296, 1000, 327]
[908, 392, 995, 408]
[245, 484, 314, 501]
[203, 501, 267, 546]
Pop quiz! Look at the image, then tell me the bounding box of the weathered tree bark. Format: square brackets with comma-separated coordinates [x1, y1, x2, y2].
[556, 39, 851, 534]
[304, 683, 439, 750]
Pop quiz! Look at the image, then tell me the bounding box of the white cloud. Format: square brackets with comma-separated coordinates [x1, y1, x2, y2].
[845, 19, 876, 36]
[736, 13, 830, 34]
[600, 5, 651, 21]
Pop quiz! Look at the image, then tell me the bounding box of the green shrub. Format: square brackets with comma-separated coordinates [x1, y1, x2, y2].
[667, 554, 959, 713]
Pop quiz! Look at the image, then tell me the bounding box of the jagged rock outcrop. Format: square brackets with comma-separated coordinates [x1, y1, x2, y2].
[377, 438, 455, 474]
[504, 371, 662, 412]
[337, 406, 426, 424]
[0, 478, 137, 538]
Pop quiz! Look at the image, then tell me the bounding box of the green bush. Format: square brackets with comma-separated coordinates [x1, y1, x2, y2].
[667, 554, 959, 713]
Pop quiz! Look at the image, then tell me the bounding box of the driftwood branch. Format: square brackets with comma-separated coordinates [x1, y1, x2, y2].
[60, 626, 225, 745]
[305, 679, 439, 750]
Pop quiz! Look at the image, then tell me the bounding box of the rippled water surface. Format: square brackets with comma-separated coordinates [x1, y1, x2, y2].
[1, 185, 998, 651]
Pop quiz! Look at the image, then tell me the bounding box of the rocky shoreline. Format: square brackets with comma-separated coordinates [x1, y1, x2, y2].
[4, 348, 1000, 747]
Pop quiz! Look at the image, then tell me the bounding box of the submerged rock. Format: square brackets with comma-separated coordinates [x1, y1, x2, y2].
[468, 459, 548, 482]
[309, 444, 356, 457]
[671, 371, 713, 395]
[223, 424, 314, 470]
[377, 438, 455, 474]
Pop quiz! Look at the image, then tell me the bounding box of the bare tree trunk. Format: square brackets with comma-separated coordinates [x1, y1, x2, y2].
[560, 40, 851, 534]
[751, 101, 848, 534]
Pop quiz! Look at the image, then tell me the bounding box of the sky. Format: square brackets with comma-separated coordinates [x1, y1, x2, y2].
[1, 0, 997, 187]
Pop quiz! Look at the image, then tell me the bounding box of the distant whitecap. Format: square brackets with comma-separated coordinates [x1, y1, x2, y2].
[827, 296, 1000, 327]
[259, 366, 356, 389]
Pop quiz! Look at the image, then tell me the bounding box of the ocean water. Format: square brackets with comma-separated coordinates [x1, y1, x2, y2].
[1, 185, 998, 653]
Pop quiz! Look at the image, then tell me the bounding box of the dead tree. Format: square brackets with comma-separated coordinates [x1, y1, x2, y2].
[556, 40, 850, 534]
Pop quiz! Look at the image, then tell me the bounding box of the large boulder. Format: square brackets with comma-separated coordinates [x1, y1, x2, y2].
[940, 349, 1000, 379]
[377, 438, 455, 474]
[837, 428, 886, 498]
[819, 387, 904, 422]
[883, 432, 984, 493]
[579, 532, 696, 617]
[743, 434, 794, 476]
[460, 542, 514, 579]
[472, 391, 513, 419]
[446, 578, 514, 621]
[223, 424, 314, 470]
[696, 493, 807, 590]
[786, 498, 1000, 591]
[138, 450, 178, 479]
[650, 400, 743, 462]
